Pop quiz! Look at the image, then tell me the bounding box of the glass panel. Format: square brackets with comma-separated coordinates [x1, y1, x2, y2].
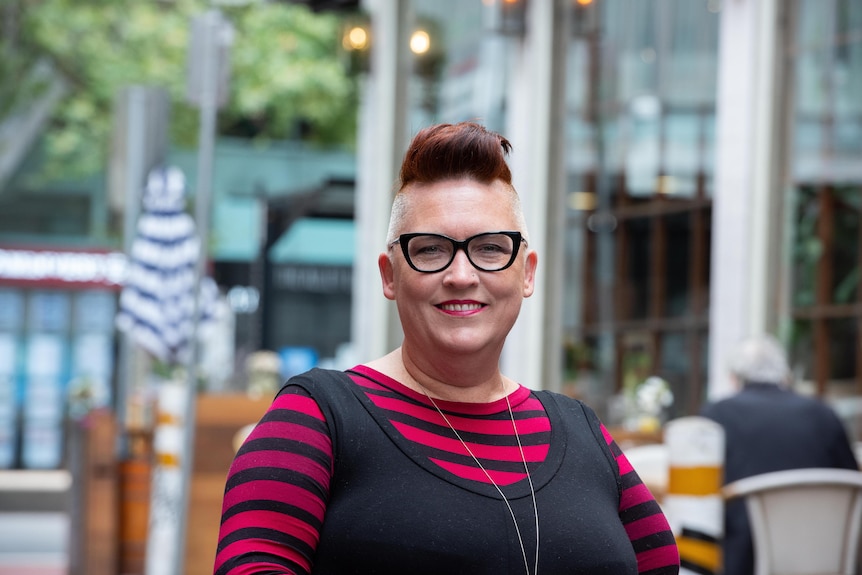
[659, 331, 689, 419]
[408, 0, 494, 127]
[827, 317, 857, 382]
[626, 103, 661, 197]
[626, 218, 650, 320]
[663, 112, 703, 198]
[666, 213, 691, 317]
[790, 317, 858, 385]
[73, 290, 117, 332]
[793, 0, 862, 184]
[0, 289, 25, 331]
[792, 186, 820, 308]
[831, 186, 860, 304]
[789, 0, 862, 397]
[566, 0, 719, 406]
[789, 318, 815, 381]
[28, 291, 71, 333]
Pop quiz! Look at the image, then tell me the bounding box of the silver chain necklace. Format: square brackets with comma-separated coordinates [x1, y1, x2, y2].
[417, 385, 540, 575]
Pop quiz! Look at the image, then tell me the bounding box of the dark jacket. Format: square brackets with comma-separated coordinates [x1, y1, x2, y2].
[701, 383, 858, 575]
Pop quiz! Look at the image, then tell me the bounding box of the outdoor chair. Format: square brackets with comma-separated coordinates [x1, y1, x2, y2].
[722, 467, 862, 575]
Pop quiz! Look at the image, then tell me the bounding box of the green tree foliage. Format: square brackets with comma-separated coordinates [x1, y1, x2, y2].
[2, 0, 358, 179]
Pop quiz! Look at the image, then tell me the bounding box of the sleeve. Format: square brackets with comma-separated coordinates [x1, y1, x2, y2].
[601, 424, 680, 575]
[213, 386, 333, 575]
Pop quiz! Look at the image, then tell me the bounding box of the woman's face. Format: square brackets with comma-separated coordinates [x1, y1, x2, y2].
[378, 179, 538, 359]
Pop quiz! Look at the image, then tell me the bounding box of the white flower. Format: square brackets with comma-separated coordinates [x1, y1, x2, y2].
[635, 376, 674, 415]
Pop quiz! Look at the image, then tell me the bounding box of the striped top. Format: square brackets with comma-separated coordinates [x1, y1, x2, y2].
[214, 366, 679, 575]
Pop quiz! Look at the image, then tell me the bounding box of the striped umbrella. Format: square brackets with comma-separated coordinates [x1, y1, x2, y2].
[116, 165, 217, 365]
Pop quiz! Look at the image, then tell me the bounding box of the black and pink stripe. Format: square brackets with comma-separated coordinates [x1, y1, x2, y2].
[351, 366, 550, 486]
[214, 369, 678, 575]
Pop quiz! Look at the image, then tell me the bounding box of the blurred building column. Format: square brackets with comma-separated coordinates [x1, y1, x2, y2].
[709, 0, 787, 399]
[352, 0, 411, 360]
[502, 0, 569, 393]
[109, 86, 170, 451]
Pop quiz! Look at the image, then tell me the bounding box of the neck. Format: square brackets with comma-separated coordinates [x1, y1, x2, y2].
[367, 347, 513, 403]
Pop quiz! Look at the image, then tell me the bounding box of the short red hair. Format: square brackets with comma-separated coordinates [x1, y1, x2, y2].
[398, 122, 513, 191]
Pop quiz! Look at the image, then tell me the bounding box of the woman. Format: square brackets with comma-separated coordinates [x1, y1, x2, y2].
[213, 122, 679, 574]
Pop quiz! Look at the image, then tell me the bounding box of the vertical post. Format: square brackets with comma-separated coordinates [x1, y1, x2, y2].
[663, 416, 725, 575]
[502, 0, 568, 393]
[352, 0, 410, 360]
[145, 381, 189, 575]
[178, 10, 229, 575]
[709, 0, 783, 399]
[113, 85, 169, 456]
[68, 410, 119, 575]
[116, 88, 146, 460]
[539, 0, 571, 395]
[141, 10, 231, 575]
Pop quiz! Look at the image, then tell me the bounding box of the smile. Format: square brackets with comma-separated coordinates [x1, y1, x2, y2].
[437, 302, 485, 312]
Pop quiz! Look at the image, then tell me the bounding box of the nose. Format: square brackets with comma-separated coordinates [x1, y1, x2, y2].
[443, 249, 478, 285]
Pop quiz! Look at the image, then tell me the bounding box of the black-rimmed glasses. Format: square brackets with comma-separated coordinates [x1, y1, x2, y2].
[390, 231, 526, 273]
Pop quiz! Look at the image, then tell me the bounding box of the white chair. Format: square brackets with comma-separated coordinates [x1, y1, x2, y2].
[623, 443, 669, 497]
[722, 468, 862, 575]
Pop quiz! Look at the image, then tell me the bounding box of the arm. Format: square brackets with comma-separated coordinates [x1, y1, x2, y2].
[601, 425, 680, 575]
[213, 387, 333, 575]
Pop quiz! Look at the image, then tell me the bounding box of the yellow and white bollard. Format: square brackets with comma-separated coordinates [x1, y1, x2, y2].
[145, 380, 190, 575]
[663, 416, 725, 575]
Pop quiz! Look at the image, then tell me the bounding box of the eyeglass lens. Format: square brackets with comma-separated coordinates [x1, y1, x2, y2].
[405, 232, 517, 272]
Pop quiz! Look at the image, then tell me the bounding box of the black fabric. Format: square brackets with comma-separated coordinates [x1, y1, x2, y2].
[283, 368, 638, 575]
[701, 383, 858, 575]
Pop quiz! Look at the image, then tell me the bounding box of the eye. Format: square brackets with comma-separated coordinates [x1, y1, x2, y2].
[416, 244, 444, 255]
[474, 241, 507, 254]
[408, 236, 452, 258]
[471, 234, 512, 255]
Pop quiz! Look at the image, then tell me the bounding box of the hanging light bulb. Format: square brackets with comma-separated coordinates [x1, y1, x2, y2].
[410, 29, 431, 55]
[343, 24, 369, 51]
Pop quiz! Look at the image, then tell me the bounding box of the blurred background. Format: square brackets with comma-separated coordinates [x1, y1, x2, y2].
[0, 0, 860, 573]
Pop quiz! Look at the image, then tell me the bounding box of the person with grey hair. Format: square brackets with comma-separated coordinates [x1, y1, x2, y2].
[701, 334, 858, 575]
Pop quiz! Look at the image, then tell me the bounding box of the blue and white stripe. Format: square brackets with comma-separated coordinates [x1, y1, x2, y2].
[116, 166, 217, 364]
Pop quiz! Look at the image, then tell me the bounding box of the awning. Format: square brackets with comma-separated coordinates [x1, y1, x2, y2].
[268, 218, 355, 266]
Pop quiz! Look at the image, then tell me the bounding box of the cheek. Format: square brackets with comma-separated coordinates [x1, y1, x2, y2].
[397, 278, 433, 301]
[481, 281, 525, 321]
[388, 267, 434, 301]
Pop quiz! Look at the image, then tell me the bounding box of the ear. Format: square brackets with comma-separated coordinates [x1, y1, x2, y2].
[379, 252, 396, 301]
[522, 249, 538, 298]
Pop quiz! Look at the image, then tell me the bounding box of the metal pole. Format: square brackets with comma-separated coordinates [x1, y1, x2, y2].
[173, 10, 223, 575]
[116, 87, 146, 458]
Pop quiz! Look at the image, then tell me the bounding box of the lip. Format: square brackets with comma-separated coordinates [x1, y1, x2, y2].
[436, 300, 486, 315]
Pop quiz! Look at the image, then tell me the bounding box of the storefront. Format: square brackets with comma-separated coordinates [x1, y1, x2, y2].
[0, 246, 124, 469]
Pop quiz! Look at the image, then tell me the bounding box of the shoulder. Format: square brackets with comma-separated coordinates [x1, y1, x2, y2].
[278, 368, 354, 396]
[536, 390, 596, 417]
[700, 397, 732, 419]
[535, 390, 610, 445]
[537, 391, 624, 494]
[276, 368, 360, 418]
[700, 388, 761, 419]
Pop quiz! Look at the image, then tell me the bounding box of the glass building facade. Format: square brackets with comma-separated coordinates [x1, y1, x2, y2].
[353, 0, 862, 434]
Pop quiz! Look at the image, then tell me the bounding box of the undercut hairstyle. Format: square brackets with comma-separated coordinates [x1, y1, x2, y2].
[386, 122, 527, 243]
[398, 122, 513, 188]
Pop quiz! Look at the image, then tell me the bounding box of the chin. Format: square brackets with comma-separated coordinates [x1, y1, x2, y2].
[436, 334, 502, 357]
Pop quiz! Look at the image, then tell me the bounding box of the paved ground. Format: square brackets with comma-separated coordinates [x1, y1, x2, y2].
[0, 562, 67, 575]
[0, 468, 70, 575]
